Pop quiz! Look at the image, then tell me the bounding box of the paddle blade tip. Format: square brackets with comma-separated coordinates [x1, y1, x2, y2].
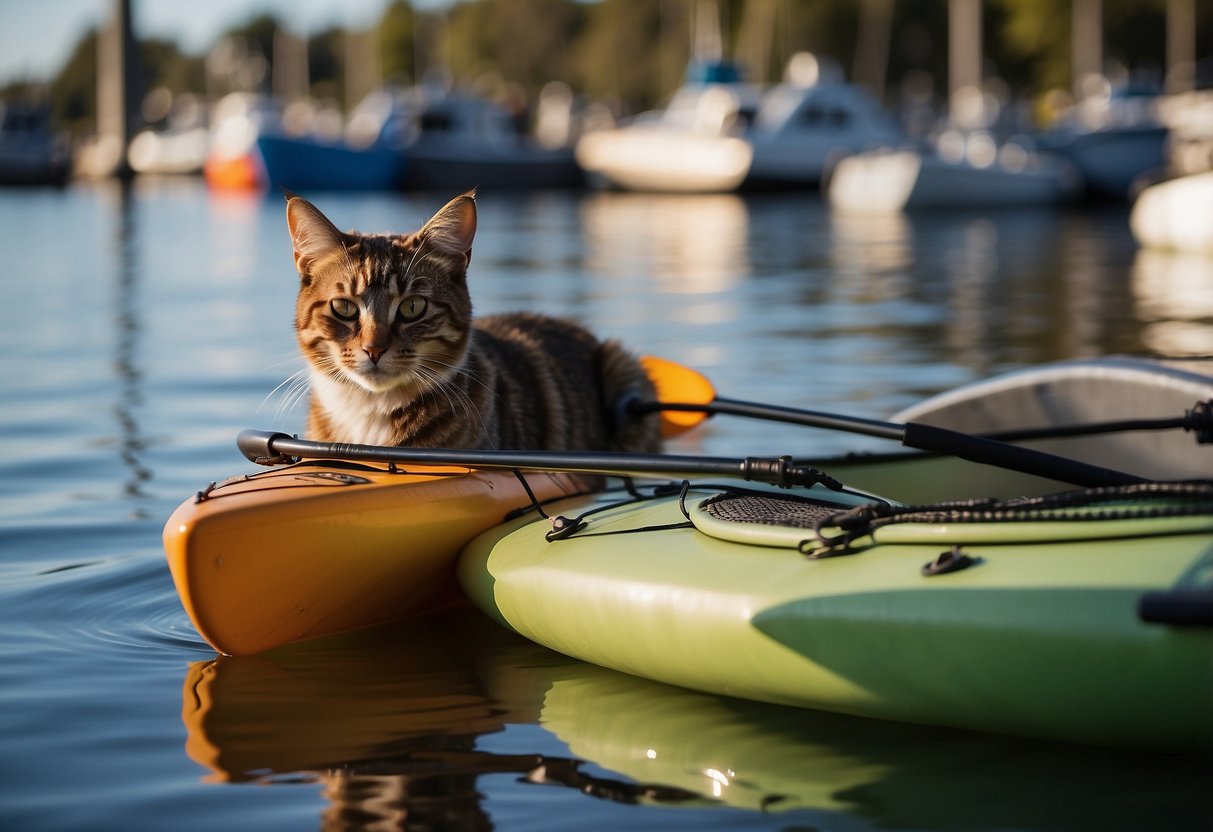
[640, 356, 716, 438]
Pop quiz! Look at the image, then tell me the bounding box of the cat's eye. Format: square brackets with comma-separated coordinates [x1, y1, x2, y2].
[330, 298, 358, 320]
[397, 295, 428, 322]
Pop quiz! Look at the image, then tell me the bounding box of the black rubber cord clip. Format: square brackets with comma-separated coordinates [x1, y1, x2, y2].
[740, 456, 844, 490]
[922, 545, 982, 576]
[546, 515, 587, 541]
[1182, 400, 1213, 444]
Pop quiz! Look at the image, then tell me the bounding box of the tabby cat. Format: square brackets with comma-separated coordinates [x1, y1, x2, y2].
[285, 191, 661, 453]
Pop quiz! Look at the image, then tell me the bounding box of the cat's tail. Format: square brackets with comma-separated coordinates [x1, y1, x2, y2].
[599, 340, 663, 453]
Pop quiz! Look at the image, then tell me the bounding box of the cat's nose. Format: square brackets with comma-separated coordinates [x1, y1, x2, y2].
[364, 346, 386, 364]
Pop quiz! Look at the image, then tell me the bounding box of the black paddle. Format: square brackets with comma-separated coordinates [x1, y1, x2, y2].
[645, 393, 1213, 444]
[237, 429, 847, 489]
[636, 357, 1150, 488]
[638, 357, 1213, 444]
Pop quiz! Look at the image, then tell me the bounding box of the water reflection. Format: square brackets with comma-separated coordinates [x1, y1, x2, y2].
[913, 210, 1065, 375]
[182, 609, 1212, 831]
[570, 192, 1161, 443]
[183, 612, 518, 784]
[828, 206, 1148, 373]
[579, 192, 749, 294]
[529, 660, 1213, 829]
[10, 178, 1213, 832]
[831, 204, 1071, 385]
[181, 611, 699, 829]
[205, 189, 269, 287]
[108, 182, 152, 513]
[1132, 248, 1213, 354]
[577, 193, 752, 369]
[828, 210, 912, 277]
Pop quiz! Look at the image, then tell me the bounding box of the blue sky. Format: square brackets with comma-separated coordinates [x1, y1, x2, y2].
[0, 0, 451, 85]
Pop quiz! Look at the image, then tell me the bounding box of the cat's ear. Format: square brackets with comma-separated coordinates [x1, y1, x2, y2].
[285, 192, 346, 276]
[421, 191, 477, 265]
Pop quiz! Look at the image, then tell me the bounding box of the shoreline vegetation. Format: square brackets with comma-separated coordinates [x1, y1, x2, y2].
[4, 0, 1208, 142]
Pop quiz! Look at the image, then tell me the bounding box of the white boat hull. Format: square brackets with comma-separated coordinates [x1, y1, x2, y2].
[1130, 171, 1213, 255]
[576, 128, 752, 193]
[828, 149, 1076, 212]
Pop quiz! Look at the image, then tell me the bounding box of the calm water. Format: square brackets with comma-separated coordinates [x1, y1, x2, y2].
[1, 179, 1210, 831]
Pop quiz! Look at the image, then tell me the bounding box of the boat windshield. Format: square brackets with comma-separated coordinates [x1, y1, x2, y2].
[662, 86, 753, 134]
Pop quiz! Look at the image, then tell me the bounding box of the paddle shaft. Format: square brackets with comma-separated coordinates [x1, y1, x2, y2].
[649, 398, 1149, 488]
[986, 416, 1186, 442]
[237, 430, 842, 489]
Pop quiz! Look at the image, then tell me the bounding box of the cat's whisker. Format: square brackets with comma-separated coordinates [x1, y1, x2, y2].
[262, 354, 308, 372]
[268, 372, 315, 427]
[418, 359, 504, 443]
[282, 374, 314, 415]
[442, 376, 482, 432]
[411, 363, 456, 407]
[412, 360, 468, 405]
[422, 356, 507, 410]
[401, 236, 429, 282]
[261, 378, 303, 423]
[259, 369, 309, 411]
[411, 362, 485, 439]
[265, 355, 348, 426]
[450, 379, 490, 441]
[400, 222, 473, 295]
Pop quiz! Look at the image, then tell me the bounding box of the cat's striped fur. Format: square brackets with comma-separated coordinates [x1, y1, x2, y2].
[285, 191, 661, 453]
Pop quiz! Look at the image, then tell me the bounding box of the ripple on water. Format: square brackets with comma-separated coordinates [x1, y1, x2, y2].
[0, 540, 210, 661]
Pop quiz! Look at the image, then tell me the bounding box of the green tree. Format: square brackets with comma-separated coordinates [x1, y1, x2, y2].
[48, 28, 99, 135]
[24, 0, 1213, 138]
[441, 0, 586, 97]
[379, 1, 417, 84]
[141, 37, 205, 96]
[207, 13, 280, 95]
[308, 26, 345, 103]
[570, 0, 690, 114]
[998, 0, 1212, 97]
[995, 0, 1069, 94]
[1104, 0, 1169, 82]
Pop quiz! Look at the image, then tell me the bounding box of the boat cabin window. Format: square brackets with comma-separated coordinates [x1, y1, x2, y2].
[2, 106, 49, 134]
[419, 111, 456, 132]
[733, 107, 757, 130]
[799, 106, 850, 129]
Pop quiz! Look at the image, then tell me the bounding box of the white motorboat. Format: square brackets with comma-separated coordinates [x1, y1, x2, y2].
[128, 93, 210, 176]
[1130, 170, 1213, 255]
[403, 89, 583, 191]
[828, 132, 1080, 212]
[129, 127, 209, 176]
[741, 53, 901, 189]
[577, 55, 900, 193]
[1037, 79, 1169, 200]
[576, 61, 760, 193]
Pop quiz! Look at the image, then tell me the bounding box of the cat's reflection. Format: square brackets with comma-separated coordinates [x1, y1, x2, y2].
[183, 611, 527, 782]
[181, 610, 697, 830]
[317, 752, 699, 831]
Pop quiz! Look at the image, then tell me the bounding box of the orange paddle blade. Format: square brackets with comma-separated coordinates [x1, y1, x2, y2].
[640, 356, 716, 438]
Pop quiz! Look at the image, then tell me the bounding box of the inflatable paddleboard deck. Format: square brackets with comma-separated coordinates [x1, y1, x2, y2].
[459, 478, 1213, 748]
